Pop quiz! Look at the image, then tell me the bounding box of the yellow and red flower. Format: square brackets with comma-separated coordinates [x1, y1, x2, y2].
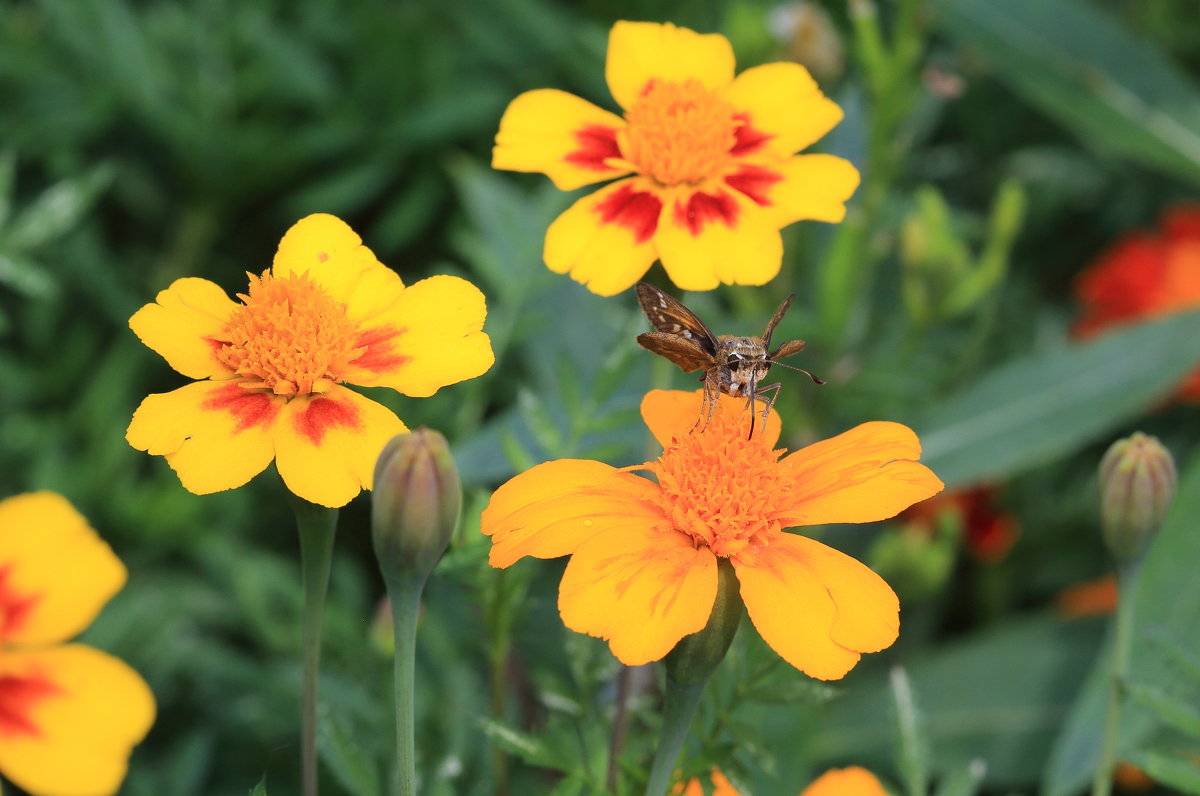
[493, 20, 860, 296]
[0, 492, 155, 796]
[898, 485, 1018, 563]
[126, 214, 494, 508]
[482, 390, 943, 680]
[1075, 204, 1200, 401]
[678, 766, 889, 796]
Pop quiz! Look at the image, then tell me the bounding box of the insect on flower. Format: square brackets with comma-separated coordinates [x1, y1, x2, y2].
[635, 282, 823, 437]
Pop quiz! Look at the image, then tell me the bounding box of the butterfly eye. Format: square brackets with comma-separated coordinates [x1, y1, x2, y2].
[726, 358, 740, 371]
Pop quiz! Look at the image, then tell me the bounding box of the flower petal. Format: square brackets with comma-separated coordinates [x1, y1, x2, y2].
[493, 89, 631, 190]
[724, 63, 843, 158]
[481, 459, 663, 568]
[0, 644, 154, 796]
[759, 155, 861, 226]
[343, 275, 494, 397]
[558, 523, 717, 665]
[801, 767, 889, 796]
[780, 421, 944, 526]
[544, 178, 664, 296]
[655, 187, 783, 290]
[274, 386, 408, 508]
[126, 381, 279, 496]
[0, 493, 125, 648]
[606, 21, 735, 111]
[640, 389, 781, 450]
[128, 278, 237, 380]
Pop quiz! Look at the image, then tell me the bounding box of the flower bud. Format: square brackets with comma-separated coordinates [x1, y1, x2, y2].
[1098, 432, 1176, 565]
[665, 558, 742, 685]
[372, 428, 461, 584]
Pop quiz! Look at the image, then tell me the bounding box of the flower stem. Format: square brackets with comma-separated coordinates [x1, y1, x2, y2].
[642, 677, 706, 796]
[291, 495, 339, 796]
[1092, 561, 1141, 796]
[386, 574, 425, 796]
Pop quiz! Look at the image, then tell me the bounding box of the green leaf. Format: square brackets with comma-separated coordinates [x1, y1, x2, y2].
[1128, 682, 1200, 738]
[890, 667, 931, 796]
[248, 777, 268, 796]
[4, 163, 113, 250]
[918, 310, 1200, 488]
[1129, 748, 1200, 795]
[933, 759, 987, 796]
[932, 0, 1200, 187]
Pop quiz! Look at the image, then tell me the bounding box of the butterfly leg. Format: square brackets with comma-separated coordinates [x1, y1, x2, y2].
[752, 382, 782, 439]
[693, 373, 720, 433]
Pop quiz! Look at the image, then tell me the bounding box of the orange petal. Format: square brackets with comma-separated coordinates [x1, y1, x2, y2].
[640, 389, 781, 450]
[733, 535, 869, 680]
[760, 155, 860, 227]
[801, 767, 889, 796]
[343, 275, 494, 396]
[606, 21, 735, 111]
[493, 89, 631, 190]
[558, 523, 717, 665]
[544, 178, 664, 296]
[723, 63, 843, 159]
[655, 187, 782, 291]
[274, 386, 409, 508]
[126, 381, 279, 496]
[481, 459, 664, 568]
[0, 644, 154, 796]
[780, 422, 944, 526]
[128, 277, 237, 380]
[0, 493, 125, 648]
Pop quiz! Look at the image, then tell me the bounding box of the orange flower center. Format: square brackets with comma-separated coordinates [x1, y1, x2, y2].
[217, 271, 363, 396]
[648, 411, 795, 558]
[622, 79, 736, 186]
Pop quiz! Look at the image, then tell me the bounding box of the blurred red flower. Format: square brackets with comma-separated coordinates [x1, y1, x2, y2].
[900, 485, 1018, 564]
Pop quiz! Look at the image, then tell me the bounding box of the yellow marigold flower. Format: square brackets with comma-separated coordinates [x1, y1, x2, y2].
[482, 390, 943, 680]
[126, 214, 495, 508]
[679, 766, 889, 796]
[0, 492, 155, 796]
[493, 20, 860, 297]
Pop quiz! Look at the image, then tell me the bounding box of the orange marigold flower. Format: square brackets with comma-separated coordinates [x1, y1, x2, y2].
[0, 492, 155, 796]
[493, 20, 860, 296]
[1074, 204, 1200, 401]
[481, 390, 943, 680]
[678, 766, 888, 796]
[126, 214, 494, 508]
[899, 485, 1018, 563]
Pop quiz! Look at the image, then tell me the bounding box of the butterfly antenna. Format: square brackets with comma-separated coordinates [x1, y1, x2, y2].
[770, 360, 826, 384]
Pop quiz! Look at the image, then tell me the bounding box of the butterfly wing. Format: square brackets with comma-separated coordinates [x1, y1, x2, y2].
[761, 294, 795, 348]
[636, 332, 714, 373]
[635, 283, 718, 355]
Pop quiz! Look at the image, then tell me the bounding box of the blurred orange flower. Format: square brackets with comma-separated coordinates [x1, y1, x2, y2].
[678, 766, 888, 796]
[127, 214, 494, 508]
[482, 390, 943, 680]
[900, 485, 1018, 563]
[1075, 205, 1200, 401]
[1055, 574, 1118, 618]
[0, 492, 155, 796]
[493, 20, 859, 296]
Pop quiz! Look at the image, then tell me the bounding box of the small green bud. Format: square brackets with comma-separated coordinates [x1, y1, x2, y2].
[1099, 432, 1176, 564]
[664, 558, 742, 685]
[372, 428, 461, 584]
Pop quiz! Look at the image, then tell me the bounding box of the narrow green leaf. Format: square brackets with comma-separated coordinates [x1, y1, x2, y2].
[248, 777, 268, 796]
[890, 666, 930, 796]
[934, 759, 987, 796]
[1129, 749, 1200, 795]
[5, 164, 114, 250]
[1127, 682, 1200, 738]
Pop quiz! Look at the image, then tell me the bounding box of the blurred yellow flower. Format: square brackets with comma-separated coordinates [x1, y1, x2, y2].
[126, 214, 494, 508]
[678, 766, 889, 796]
[493, 20, 859, 296]
[0, 492, 155, 796]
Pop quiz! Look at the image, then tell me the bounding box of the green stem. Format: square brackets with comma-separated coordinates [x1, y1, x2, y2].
[291, 495, 339, 796]
[1092, 561, 1141, 796]
[386, 575, 426, 796]
[642, 678, 706, 796]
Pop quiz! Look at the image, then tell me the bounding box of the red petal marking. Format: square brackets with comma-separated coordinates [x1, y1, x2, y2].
[564, 125, 623, 172]
[725, 165, 782, 207]
[674, 190, 739, 237]
[201, 382, 282, 433]
[594, 184, 663, 244]
[730, 113, 774, 157]
[293, 395, 363, 446]
[317, 251, 330, 262]
[0, 565, 39, 640]
[351, 326, 409, 374]
[0, 668, 61, 739]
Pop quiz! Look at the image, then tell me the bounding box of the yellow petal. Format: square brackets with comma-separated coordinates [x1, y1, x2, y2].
[763, 155, 861, 227]
[544, 178, 665, 296]
[779, 421, 944, 526]
[126, 381, 279, 495]
[606, 21, 735, 111]
[493, 89, 631, 190]
[344, 275, 494, 397]
[128, 277, 237, 380]
[723, 63, 843, 159]
[559, 523, 717, 665]
[0, 493, 125, 647]
[0, 644, 154, 796]
[482, 459, 663, 568]
[801, 767, 889, 796]
[640, 389, 781, 450]
[274, 386, 408, 508]
[655, 187, 783, 290]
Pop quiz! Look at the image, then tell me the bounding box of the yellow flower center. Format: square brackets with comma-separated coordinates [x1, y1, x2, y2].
[622, 79, 736, 186]
[648, 411, 795, 558]
[217, 271, 363, 396]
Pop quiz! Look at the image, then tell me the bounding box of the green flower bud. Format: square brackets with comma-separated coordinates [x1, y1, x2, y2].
[372, 428, 461, 584]
[1099, 432, 1176, 565]
[664, 558, 742, 685]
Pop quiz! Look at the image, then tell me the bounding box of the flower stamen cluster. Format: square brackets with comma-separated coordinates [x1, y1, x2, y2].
[621, 79, 735, 186]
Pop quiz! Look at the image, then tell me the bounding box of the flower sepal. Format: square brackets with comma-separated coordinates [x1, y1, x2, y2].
[664, 558, 742, 686]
